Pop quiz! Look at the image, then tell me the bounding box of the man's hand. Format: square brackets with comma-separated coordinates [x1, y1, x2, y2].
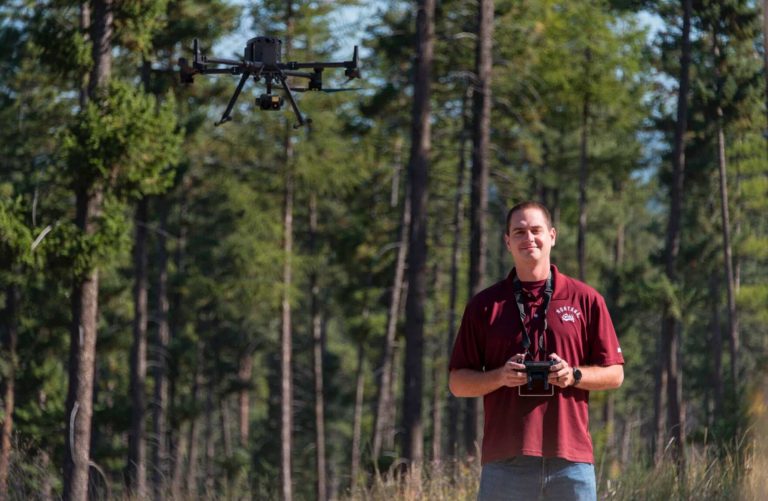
[547, 352, 574, 388]
[546, 353, 625, 390]
[497, 353, 529, 388]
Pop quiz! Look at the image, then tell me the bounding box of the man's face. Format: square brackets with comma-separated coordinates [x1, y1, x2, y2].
[504, 207, 557, 265]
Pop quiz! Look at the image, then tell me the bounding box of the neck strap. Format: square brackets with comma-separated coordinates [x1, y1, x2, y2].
[512, 268, 554, 357]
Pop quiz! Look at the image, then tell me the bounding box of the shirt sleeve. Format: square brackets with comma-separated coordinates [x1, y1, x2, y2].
[449, 299, 484, 371]
[587, 293, 624, 366]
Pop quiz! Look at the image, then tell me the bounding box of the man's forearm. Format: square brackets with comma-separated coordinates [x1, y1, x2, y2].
[574, 364, 623, 391]
[449, 368, 502, 397]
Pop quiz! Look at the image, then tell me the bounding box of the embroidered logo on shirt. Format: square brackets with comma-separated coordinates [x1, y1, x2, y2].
[556, 305, 582, 323]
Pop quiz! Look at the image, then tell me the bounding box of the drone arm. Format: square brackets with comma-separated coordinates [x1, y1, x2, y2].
[215, 71, 251, 126]
[276, 71, 307, 128]
[197, 68, 244, 75]
[283, 61, 348, 70]
[281, 70, 315, 79]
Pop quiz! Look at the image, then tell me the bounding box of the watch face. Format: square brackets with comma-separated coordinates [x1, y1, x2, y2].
[574, 368, 582, 380]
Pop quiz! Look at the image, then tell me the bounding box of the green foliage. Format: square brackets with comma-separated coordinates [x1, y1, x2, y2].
[61, 80, 181, 198]
[0, 196, 35, 272]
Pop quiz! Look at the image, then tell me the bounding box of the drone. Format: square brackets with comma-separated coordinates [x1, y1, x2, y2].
[179, 36, 360, 128]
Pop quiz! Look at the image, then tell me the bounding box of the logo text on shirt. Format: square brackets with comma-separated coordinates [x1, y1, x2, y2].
[556, 305, 582, 323]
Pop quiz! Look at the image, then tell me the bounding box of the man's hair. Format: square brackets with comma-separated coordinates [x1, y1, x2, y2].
[505, 201, 553, 234]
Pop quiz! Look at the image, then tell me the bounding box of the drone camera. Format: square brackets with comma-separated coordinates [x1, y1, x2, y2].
[258, 94, 284, 110]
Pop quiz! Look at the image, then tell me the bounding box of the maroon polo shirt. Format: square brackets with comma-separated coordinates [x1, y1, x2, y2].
[449, 265, 624, 464]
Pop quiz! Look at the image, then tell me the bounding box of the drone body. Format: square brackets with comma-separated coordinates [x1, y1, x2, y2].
[179, 36, 360, 127]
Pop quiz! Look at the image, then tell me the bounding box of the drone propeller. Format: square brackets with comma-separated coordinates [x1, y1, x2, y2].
[345, 46, 360, 80]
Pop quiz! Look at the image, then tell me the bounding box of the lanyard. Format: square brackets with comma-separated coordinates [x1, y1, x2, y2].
[512, 269, 554, 357]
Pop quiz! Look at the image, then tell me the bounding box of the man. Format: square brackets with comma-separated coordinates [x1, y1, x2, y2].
[449, 201, 624, 501]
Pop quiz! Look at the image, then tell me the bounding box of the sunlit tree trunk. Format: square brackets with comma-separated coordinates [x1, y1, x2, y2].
[309, 193, 327, 501]
[372, 174, 409, 462]
[465, 0, 493, 459]
[185, 346, 203, 499]
[170, 183, 189, 499]
[708, 275, 724, 419]
[656, 0, 691, 472]
[238, 351, 253, 447]
[713, 37, 739, 386]
[0, 285, 18, 499]
[350, 345, 365, 489]
[446, 87, 470, 460]
[280, 3, 295, 498]
[152, 197, 171, 497]
[203, 384, 215, 495]
[64, 2, 112, 499]
[127, 196, 148, 498]
[401, 0, 435, 468]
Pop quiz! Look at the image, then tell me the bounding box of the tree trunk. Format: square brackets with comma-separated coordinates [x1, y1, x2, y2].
[280, 3, 295, 497]
[656, 0, 691, 472]
[185, 346, 203, 499]
[713, 39, 738, 385]
[372, 181, 410, 462]
[465, 0, 494, 460]
[0, 285, 18, 498]
[350, 344, 365, 490]
[203, 384, 215, 496]
[152, 197, 171, 497]
[603, 196, 624, 473]
[446, 87, 471, 460]
[64, 2, 112, 499]
[170, 183, 189, 499]
[280, 141, 295, 501]
[127, 197, 148, 498]
[238, 351, 253, 447]
[708, 275, 724, 419]
[309, 193, 327, 501]
[430, 254, 446, 464]
[401, 0, 435, 468]
[577, 61, 591, 282]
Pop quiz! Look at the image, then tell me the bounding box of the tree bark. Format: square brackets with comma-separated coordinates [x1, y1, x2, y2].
[465, 0, 494, 460]
[430, 256, 445, 463]
[708, 275, 724, 419]
[170, 183, 189, 499]
[309, 193, 327, 501]
[401, 0, 435, 468]
[238, 351, 253, 447]
[372, 180, 410, 462]
[203, 384, 215, 495]
[152, 197, 171, 497]
[185, 346, 203, 499]
[64, 2, 112, 499]
[656, 0, 691, 472]
[280, 3, 295, 498]
[713, 36, 738, 385]
[0, 285, 18, 499]
[127, 197, 148, 498]
[446, 87, 471, 460]
[350, 344, 365, 489]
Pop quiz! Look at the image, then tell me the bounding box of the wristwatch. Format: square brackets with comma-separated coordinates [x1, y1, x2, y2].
[572, 367, 582, 387]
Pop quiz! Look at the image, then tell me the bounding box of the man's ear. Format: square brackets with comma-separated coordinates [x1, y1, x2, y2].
[551, 227, 557, 247]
